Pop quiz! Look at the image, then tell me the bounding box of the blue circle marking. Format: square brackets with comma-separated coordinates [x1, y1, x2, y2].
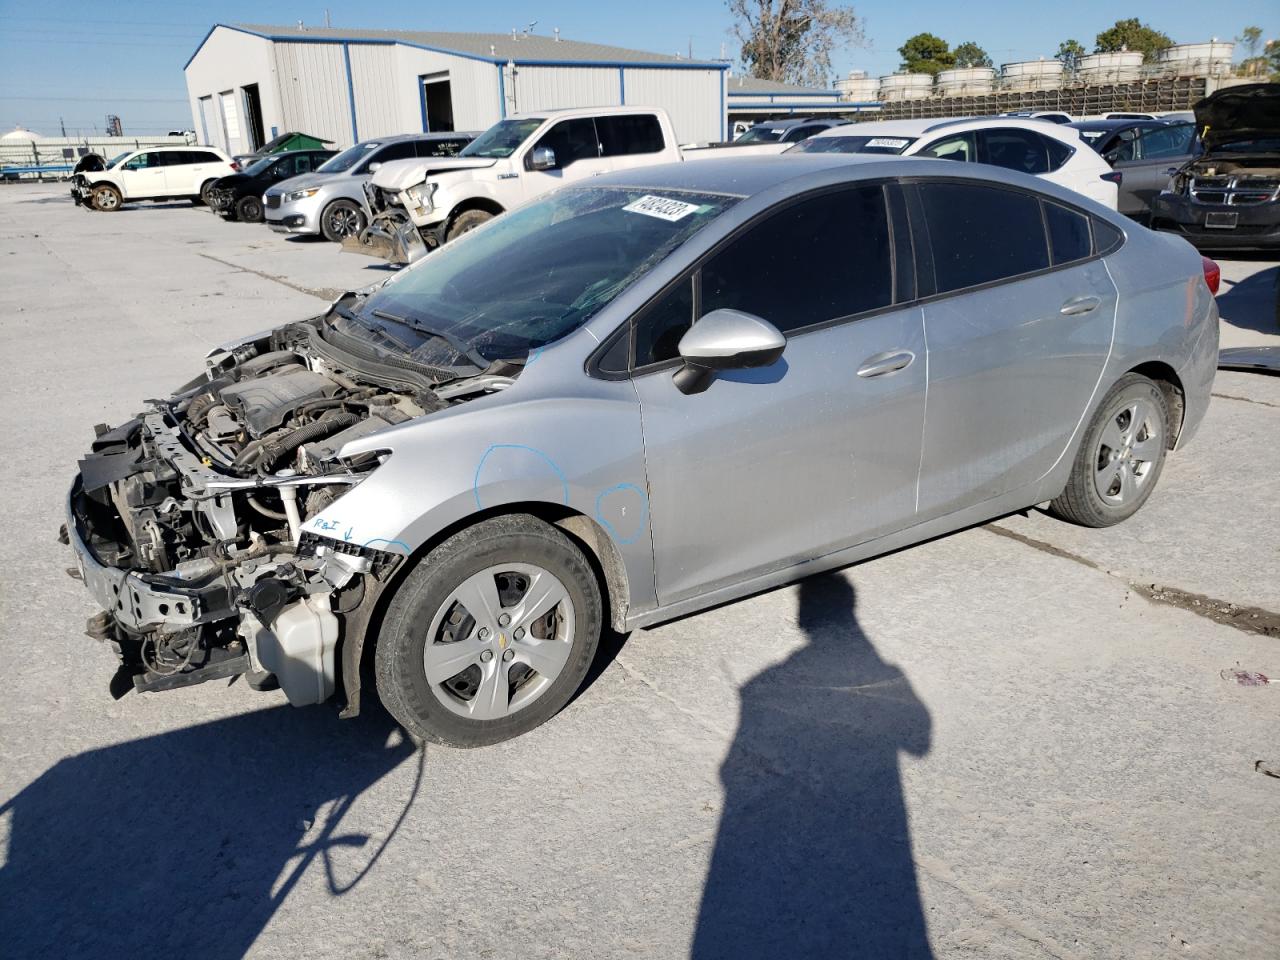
[594, 482, 650, 545]
[473, 444, 570, 510]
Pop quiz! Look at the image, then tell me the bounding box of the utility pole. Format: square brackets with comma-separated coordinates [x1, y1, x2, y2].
[324, 9, 331, 28]
[59, 116, 67, 137]
[688, 37, 693, 59]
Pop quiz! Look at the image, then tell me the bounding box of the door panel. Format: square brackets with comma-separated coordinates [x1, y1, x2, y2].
[636, 308, 927, 605]
[917, 260, 1115, 518]
[119, 153, 165, 198]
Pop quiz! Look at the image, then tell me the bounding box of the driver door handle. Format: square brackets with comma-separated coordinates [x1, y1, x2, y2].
[856, 350, 915, 378]
[1060, 295, 1101, 316]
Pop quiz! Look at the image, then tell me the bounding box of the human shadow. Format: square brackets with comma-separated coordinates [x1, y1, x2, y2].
[0, 702, 418, 960]
[1217, 263, 1278, 336]
[691, 574, 934, 959]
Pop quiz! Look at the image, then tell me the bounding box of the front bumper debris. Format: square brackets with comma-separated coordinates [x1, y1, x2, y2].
[342, 211, 430, 265]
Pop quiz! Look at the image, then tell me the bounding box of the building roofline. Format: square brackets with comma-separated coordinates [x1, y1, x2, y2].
[185, 23, 729, 72]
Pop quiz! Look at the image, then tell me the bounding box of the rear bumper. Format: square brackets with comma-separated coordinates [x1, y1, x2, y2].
[1151, 193, 1280, 250]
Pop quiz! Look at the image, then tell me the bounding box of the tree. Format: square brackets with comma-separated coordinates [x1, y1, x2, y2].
[1094, 18, 1173, 62]
[728, 0, 866, 87]
[1056, 38, 1087, 72]
[898, 32, 954, 76]
[952, 41, 992, 69]
[1236, 26, 1264, 77]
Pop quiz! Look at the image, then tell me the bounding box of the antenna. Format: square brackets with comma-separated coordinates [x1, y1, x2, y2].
[525, 20, 538, 36]
[324, 9, 331, 28]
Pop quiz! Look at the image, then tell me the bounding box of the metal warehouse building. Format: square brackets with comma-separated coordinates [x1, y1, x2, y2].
[184, 23, 729, 155]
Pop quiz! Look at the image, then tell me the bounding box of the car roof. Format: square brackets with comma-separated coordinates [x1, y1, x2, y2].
[1069, 118, 1166, 131]
[508, 104, 668, 121]
[747, 117, 843, 130]
[808, 116, 1083, 144]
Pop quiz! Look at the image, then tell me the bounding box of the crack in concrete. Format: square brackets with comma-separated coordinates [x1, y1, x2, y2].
[985, 524, 1280, 639]
[1212, 391, 1280, 409]
[197, 252, 341, 301]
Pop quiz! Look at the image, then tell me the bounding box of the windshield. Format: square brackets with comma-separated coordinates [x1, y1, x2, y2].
[347, 186, 738, 366]
[317, 141, 380, 173]
[244, 155, 277, 176]
[736, 125, 787, 143]
[106, 151, 132, 169]
[786, 134, 916, 155]
[459, 118, 545, 159]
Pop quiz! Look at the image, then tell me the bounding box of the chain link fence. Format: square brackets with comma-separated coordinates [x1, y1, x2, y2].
[1, 135, 196, 182]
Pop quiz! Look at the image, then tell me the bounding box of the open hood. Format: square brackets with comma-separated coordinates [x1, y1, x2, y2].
[1194, 83, 1280, 152]
[369, 156, 497, 192]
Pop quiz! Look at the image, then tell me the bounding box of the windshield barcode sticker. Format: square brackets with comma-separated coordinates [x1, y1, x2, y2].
[623, 195, 702, 222]
[866, 137, 910, 148]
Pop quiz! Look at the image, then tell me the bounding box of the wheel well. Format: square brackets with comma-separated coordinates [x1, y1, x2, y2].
[447, 197, 504, 227]
[1127, 361, 1185, 447]
[92, 180, 120, 193]
[337, 503, 630, 717]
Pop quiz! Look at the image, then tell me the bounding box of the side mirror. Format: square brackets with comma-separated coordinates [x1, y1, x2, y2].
[529, 146, 557, 171]
[367, 162, 382, 173]
[673, 309, 786, 395]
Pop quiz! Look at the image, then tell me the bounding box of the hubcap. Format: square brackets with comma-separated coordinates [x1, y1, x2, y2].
[1093, 399, 1160, 505]
[98, 191, 117, 209]
[422, 563, 575, 721]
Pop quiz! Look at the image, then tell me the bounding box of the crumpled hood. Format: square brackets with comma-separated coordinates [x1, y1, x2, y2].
[1195, 83, 1280, 152]
[264, 169, 349, 196]
[369, 156, 498, 192]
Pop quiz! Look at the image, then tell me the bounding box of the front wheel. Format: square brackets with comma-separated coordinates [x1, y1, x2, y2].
[1048, 373, 1170, 527]
[197, 179, 218, 206]
[91, 184, 122, 211]
[445, 208, 493, 243]
[375, 515, 602, 748]
[320, 199, 366, 242]
[235, 195, 263, 223]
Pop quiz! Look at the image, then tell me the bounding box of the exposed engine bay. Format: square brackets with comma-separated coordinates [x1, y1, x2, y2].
[65, 299, 520, 708]
[1169, 155, 1280, 205]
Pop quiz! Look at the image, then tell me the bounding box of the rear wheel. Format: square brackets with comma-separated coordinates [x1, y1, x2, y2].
[375, 515, 602, 748]
[445, 209, 493, 243]
[235, 195, 263, 223]
[91, 184, 122, 212]
[1048, 374, 1169, 527]
[320, 199, 366, 242]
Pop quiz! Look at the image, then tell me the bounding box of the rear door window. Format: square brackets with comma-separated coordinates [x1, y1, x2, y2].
[596, 115, 665, 156]
[980, 129, 1052, 175]
[700, 185, 894, 334]
[1136, 124, 1195, 159]
[918, 181, 1050, 293]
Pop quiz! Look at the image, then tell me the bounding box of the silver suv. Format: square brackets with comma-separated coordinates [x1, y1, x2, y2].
[263, 132, 475, 242]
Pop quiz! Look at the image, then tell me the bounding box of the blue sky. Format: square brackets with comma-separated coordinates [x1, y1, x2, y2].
[2, 1, 1276, 135]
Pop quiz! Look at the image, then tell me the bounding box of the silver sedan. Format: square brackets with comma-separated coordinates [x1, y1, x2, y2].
[67, 155, 1218, 746]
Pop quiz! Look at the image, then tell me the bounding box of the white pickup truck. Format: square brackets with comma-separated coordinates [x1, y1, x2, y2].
[347, 105, 682, 263]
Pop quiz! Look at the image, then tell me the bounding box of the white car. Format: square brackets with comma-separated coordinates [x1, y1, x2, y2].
[789, 118, 1119, 209]
[71, 145, 237, 212]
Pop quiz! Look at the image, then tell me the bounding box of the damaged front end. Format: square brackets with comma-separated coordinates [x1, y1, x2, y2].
[65, 305, 516, 711]
[341, 183, 434, 266]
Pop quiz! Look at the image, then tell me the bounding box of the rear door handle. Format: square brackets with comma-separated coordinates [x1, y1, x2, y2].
[1060, 296, 1101, 316]
[856, 350, 914, 378]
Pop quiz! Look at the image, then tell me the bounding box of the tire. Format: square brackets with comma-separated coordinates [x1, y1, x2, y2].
[445, 209, 493, 243]
[235, 195, 263, 223]
[91, 184, 122, 212]
[1048, 373, 1170, 527]
[196, 180, 218, 206]
[320, 199, 367, 242]
[375, 515, 602, 748]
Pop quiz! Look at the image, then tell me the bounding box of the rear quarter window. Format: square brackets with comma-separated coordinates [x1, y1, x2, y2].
[1043, 201, 1091, 265]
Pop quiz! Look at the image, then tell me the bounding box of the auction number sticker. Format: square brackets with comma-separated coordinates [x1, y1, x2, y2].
[866, 137, 910, 148]
[623, 195, 702, 222]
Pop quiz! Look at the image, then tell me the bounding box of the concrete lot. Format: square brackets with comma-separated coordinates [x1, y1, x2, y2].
[0, 182, 1276, 960]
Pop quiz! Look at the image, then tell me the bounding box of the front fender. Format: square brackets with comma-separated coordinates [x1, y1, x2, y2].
[304, 384, 658, 616]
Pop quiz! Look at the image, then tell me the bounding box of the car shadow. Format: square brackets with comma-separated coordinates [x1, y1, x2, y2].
[0, 701, 419, 960]
[1217, 263, 1279, 336]
[691, 573, 934, 959]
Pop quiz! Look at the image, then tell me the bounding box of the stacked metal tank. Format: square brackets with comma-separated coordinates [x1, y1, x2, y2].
[935, 67, 996, 96]
[1076, 50, 1144, 84]
[1153, 40, 1235, 78]
[1000, 58, 1064, 92]
[835, 70, 881, 102]
[878, 73, 935, 101]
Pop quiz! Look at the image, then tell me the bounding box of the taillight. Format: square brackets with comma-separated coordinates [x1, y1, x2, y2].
[1100, 171, 1123, 185]
[1201, 256, 1220, 295]
[230, 160, 241, 171]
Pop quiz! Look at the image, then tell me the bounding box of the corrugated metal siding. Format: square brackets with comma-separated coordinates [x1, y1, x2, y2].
[622, 68, 722, 143]
[510, 66, 621, 114]
[348, 45, 401, 139]
[394, 47, 502, 132]
[273, 42, 354, 145]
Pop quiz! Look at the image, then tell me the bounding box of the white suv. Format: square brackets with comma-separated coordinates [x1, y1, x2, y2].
[72, 146, 237, 211]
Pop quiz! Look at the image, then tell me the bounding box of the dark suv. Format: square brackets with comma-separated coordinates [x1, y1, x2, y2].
[207, 150, 336, 222]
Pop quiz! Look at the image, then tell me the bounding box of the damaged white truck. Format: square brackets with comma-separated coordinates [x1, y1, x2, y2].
[344, 105, 682, 264]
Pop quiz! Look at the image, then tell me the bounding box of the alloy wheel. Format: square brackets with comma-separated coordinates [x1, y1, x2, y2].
[328, 206, 361, 237]
[422, 563, 575, 721]
[1093, 399, 1161, 505]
